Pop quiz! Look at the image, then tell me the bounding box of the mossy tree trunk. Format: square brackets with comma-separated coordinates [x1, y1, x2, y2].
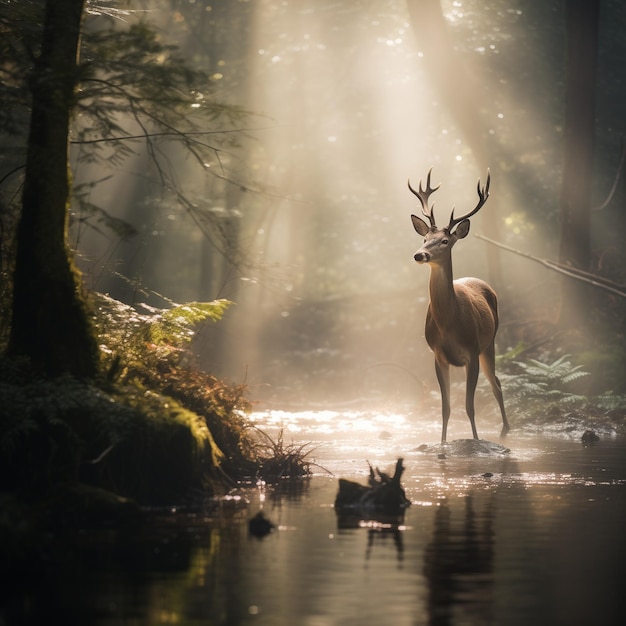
[7, 0, 99, 378]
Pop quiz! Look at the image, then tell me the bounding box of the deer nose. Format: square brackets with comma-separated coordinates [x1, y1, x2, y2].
[414, 251, 430, 263]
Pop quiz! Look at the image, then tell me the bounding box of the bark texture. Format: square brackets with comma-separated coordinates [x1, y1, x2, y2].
[8, 0, 99, 377]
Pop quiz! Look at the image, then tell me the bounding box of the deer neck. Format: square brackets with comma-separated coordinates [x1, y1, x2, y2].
[428, 262, 457, 326]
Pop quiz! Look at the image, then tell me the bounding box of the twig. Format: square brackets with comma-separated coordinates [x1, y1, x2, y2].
[70, 127, 271, 145]
[0, 164, 26, 187]
[89, 444, 114, 464]
[593, 137, 626, 211]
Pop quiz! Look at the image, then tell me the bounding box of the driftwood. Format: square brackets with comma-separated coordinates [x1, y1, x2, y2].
[334, 458, 410, 526]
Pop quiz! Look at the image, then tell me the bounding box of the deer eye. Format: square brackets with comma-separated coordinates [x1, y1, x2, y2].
[441, 238, 449, 245]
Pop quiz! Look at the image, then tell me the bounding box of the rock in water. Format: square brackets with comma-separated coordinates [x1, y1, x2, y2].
[249, 511, 275, 538]
[417, 439, 510, 457]
[582, 430, 599, 445]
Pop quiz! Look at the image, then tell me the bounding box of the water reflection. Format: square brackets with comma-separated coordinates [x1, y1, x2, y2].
[3, 413, 626, 626]
[364, 523, 405, 564]
[424, 493, 495, 625]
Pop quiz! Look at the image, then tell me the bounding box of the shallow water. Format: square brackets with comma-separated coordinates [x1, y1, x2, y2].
[4, 409, 626, 625]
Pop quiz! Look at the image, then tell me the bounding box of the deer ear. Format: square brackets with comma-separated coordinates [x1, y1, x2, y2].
[453, 219, 470, 239]
[411, 214, 430, 236]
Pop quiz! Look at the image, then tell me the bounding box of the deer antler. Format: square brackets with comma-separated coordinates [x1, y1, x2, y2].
[447, 170, 490, 231]
[408, 167, 440, 228]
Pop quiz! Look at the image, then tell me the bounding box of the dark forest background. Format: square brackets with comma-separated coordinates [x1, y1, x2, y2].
[2, 0, 625, 408]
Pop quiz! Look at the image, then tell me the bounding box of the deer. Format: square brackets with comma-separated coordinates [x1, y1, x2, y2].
[409, 168, 509, 443]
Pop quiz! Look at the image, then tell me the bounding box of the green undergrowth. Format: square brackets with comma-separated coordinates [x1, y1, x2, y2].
[0, 293, 261, 507]
[93, 294, 258, 480]
[494, 349, 626, 434]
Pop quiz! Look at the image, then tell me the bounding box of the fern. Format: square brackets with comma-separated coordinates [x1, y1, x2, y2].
[500, 354, 591, 412]
[92, 294, 232, 376]
[561, 369, 590, 385]
[515, 355, 589, 381]
[594, 392, 626, 411]
[146, 300, 232, 346]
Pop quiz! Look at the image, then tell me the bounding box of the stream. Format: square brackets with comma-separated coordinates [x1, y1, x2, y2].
[3, 408, 626, 625]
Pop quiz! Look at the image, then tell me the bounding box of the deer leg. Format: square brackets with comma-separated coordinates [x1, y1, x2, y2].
[480, 347, 510, 438]
[465, 357, 480, 440]
[434, 359, 451, 443]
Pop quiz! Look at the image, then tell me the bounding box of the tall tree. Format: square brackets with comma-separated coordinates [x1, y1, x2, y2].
[558, 0, 600, 327]
[7, 0, 99, 377]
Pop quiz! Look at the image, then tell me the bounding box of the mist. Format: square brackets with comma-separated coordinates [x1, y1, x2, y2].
[73, 0, 626, 408]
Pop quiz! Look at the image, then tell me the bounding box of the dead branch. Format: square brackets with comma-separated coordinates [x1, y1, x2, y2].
[476, 234, 626, 299]
[593, 137, 626, 211]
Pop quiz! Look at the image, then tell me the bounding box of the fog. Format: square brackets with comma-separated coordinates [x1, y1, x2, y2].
[73, 0, 626, 408]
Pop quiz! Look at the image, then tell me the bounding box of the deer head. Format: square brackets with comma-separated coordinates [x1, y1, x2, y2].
[409, 168, 490, 265]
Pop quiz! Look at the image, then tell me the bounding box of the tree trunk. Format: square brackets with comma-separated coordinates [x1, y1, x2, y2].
[7, 0, 99, 378]
[558, 0, 600, 327]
